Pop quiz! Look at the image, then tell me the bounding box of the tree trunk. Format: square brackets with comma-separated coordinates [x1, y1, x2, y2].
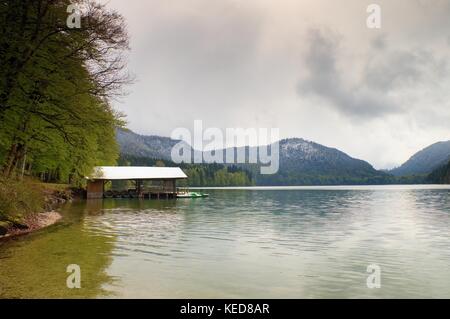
[20, 145, 28, 180]
[2, 143, 26, 178]
[2, 143, 19, 176]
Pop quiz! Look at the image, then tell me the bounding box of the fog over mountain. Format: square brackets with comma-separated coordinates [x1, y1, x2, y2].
[104, 0, 450, 170]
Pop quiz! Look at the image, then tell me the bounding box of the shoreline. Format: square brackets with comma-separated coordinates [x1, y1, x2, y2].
[0, 185, 73, 240]
[0, 211, 62, 239]
[190, 184, 450, 190]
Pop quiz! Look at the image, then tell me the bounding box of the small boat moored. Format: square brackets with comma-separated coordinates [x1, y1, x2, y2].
[176, 191, 209, 198]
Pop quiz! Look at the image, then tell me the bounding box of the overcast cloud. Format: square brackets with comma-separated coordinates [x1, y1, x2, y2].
[102, 0, 450, 169]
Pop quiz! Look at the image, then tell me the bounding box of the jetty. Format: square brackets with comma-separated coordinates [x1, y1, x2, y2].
[86, 166, 187, 199]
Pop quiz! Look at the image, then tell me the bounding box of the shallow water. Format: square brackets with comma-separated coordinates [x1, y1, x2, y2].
[1, 185, 450, 298]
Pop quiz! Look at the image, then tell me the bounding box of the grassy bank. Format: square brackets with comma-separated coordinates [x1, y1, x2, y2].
[0, 177, 71, 236]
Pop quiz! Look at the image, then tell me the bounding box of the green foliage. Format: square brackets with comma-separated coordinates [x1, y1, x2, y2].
[428, 161, 450, 184]
[118, 154, 428, 187]
[0, 177, 44, 222]
[255, 171, 428, 186]
[118, 154, 255, 187]
[0, 1, 129, 186]
[180, 166, 253, 187]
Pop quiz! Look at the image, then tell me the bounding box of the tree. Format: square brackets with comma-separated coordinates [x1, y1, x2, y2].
[0, 0, 130, 183]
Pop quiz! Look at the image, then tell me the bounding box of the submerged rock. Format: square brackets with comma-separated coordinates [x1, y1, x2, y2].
[0, 221, 11, 235]
[2, 211, 62, 238]
[8, 216, 29, 230]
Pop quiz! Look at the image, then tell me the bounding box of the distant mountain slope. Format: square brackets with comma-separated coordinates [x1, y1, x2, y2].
[428, 160, 450, 184]
[116, 129, 388, 185]
[253, 138, 388, 185]
[390, 141, 450, 176]
[116, 128, 184, 161]
[278, 138, 379, 176]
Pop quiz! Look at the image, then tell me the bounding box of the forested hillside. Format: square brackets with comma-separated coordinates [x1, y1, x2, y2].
[0, 1, 129, 185]
[390, 141, 450, 176]
[0, 1, 130, 229]
[119, 154, 254, 187]
[117, 130, 425, 185]
[428, 161, 450, 184]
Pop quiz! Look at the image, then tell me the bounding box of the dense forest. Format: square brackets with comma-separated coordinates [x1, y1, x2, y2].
[0, 1, 129, 228]
[118, 154, 254, 187]
[428, 161, 450, 184]
[0, 0, 129, 185]
[254, 171, 428, 186]
[119, 153, 431, 186]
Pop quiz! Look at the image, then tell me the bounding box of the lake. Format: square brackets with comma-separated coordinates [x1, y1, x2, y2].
[1, 185, 450, 298]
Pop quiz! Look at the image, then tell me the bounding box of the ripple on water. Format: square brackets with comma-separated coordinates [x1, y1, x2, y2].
[2, 187, 449, 298]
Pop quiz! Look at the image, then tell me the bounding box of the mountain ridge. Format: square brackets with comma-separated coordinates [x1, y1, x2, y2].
[116, 128, 389, 185]
[389, 140, 450, 176]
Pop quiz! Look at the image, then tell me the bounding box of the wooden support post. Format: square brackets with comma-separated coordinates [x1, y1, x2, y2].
[136, 179, 142, 197]
[87, 180, 104, 199]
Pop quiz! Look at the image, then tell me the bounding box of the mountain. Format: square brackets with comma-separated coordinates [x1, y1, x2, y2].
[116, 129, 389, 185]
[116, 128, 186, 161]
[428, 160, 450, 184]
[389, 141, 450, 176]
[278, 138, 378, 176]
[253, 138, 388, 185]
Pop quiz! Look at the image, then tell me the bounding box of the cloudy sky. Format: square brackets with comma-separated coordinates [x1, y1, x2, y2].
[102, 0, 450, 169]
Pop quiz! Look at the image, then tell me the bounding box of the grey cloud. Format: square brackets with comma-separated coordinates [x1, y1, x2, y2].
[140, 2, 263, 83]
[298, 28, 449, 120]
[104, 0, 450, 169]
[364, 48, 448, 91]
[126, 0, 269, 125]
[371, 34, 387, 51]
[297, 29, 398, 119]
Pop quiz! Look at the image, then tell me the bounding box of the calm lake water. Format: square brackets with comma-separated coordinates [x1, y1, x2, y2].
[1, 185, 450, 298]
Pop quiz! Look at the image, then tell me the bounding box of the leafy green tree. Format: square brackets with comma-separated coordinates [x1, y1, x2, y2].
[0, 0, 130, 184]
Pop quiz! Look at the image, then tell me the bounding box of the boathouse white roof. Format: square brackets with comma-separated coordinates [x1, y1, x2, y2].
[88, 166, 187, 180]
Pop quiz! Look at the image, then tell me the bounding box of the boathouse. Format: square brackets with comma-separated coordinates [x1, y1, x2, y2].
[86, 166, 188, 199]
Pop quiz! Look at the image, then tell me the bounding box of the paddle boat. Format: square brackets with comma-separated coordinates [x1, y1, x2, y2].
[176, 191, 209, 198]
[177, 189, 209, 198]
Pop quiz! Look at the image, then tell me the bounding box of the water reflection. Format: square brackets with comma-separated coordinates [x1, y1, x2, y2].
[1, 187, 450, 298]
[0, 201, 116, 298]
